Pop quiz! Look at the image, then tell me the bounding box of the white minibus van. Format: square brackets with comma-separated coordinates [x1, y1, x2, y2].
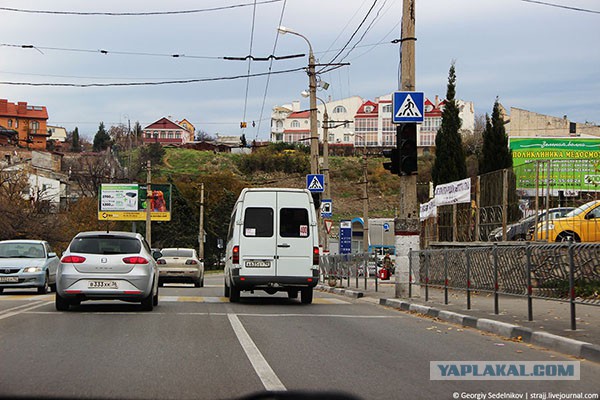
[224, 188, 320, 304]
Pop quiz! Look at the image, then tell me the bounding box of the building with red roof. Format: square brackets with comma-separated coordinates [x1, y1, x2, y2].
[142, 117, 190, 146]
[0, 98, 49, 150]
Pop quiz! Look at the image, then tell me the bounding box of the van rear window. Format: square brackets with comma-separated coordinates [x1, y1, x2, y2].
[280, 208, 310, 237]
[244, 208, 273, 237]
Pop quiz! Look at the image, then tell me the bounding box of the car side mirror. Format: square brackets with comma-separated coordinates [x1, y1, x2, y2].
[152, 251, 162, 260]
[48, 252, 57, 258]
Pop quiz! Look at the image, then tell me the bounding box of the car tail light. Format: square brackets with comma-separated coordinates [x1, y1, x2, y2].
[123, 257, 149, 264]
[313, 247, 320, 265]
[185, 259, 198, 265]
[157, 259, 166, 265]
[232, 245, 240, 265]
[61, 255, 86, 263]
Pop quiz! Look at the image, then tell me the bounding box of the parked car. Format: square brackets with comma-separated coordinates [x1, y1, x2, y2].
[157, 248, 204, 287]
[533, 200, 600, 242]
[0, 240, 59, 294]
[55, 231, 160, 311]
[488, 207, 574, 241]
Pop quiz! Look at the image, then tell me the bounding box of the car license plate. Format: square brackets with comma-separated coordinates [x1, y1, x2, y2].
[0, 276, 18, 283]
[245, 260, 270, 268]
[88, 280, 118, 289]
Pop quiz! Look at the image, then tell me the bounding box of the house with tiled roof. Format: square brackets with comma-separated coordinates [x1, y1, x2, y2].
[354, 100, 380, 147]
[142, 117, 190, 146]
[0, 98, 49, 150]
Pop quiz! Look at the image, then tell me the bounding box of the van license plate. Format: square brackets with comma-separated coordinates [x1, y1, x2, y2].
[88, 280, 118, 289]
[245, 260, 271, 268]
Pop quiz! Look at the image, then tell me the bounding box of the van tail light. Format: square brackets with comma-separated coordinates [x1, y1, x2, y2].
[123, 257, 149, 264]
[232, 246, 240, 265]
[61, 255, 86, 263]
[185, 260, 198, 265]
[313, 247, 320, 265]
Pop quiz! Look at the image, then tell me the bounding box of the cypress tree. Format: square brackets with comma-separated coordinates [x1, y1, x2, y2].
[480, 98, 512, 174]
[432, 63, 467, 186]
[92, 122, 111, 152]
[71, 127, 81, 152]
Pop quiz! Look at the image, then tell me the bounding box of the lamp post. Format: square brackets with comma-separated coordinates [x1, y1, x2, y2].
[278, 26, 319, 175]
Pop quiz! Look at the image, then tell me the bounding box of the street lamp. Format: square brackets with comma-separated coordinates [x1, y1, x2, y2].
[278, 25, 319, 175]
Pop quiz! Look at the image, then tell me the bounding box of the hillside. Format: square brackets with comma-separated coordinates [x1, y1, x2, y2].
[156, 148, 402, 222]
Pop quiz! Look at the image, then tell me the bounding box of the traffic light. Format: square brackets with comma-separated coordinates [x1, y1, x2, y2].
[382, 148, 400, 175]
[397, 123, 417, 175]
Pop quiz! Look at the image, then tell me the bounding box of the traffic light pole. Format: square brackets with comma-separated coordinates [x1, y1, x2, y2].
[395, 0, 420, 298]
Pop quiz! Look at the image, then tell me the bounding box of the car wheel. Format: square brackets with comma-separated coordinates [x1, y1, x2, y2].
[0, 288, 4, 294]
[37, 274, 49, 294]
[224, 279, 230, 297]
[49, 282, 56, 292]
[288, 290, 298, 299]
[55, 293, 70, 311]
[300, 287, 313, 304]
[556, 232, 580, 243]
[158, 281, 164, 287]
[141, 292, 154, 311]
[153, 288, 159, 306]
[229, 285, 240, 303]
[200, 277, 204, 288]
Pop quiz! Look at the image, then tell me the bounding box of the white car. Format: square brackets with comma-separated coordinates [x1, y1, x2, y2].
[0, 240, 59, 294]
[157, 248, 204, 287]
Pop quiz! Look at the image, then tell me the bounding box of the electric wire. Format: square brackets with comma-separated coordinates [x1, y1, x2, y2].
[254, 0, 288, 141]
[241, 0, 259, 134]
[0, 1, 284, 16]
[0, 67, 306, 87]
[520, 0, 600, 14]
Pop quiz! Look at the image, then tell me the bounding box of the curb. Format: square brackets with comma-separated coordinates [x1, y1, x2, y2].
[315, 284, 600, 363]
[378, 298, 600, 364]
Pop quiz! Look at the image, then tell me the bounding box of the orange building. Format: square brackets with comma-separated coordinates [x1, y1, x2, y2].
[0, 98, 49, 150]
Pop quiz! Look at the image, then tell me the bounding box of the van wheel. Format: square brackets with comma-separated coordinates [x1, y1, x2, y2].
[300, 287, 313, 304]
[224, 280, 230, 297]
[229, 286, 240, 303]
[288, 290, 298, 299]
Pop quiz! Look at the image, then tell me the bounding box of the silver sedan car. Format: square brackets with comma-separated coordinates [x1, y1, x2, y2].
[56, 231, 160, 311]
[158, 248, 204, 287]
[0, 240, 59, 294]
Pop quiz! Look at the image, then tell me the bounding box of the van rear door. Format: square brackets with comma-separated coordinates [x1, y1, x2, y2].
[239, 195, 277, 277]
[275, 191, 314, 277]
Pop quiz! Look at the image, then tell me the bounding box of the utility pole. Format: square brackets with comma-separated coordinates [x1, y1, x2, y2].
[308, 52, 319, 175]
[322, 108, 330, 253]
[199, 182, 205, 260]
[145, 160, 152, 247]
[395, 0, 420, 298]
[362, 147, 369, 254]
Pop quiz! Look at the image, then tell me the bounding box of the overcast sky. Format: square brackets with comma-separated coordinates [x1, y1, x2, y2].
[1, 0, 598, 141]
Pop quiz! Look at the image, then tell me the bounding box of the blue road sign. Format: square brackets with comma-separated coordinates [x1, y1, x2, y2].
[306, 174, 325, 192]
[340, 220, 352, 254]
[383, 222, 390, 231]
[392, 91, 424, 123]
[320, 199, 332, 218]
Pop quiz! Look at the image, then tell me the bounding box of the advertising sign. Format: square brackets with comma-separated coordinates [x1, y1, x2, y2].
[98, 183, 172, 221]
[510, 138, 600, 194]
[434, 178, 471, 206]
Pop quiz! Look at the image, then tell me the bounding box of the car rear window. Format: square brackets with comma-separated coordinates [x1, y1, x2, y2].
[244, 208, 273, 237]
[161, 249, 194, 258]
[280, 208, 310, 237]
[70, 236, 141, 255]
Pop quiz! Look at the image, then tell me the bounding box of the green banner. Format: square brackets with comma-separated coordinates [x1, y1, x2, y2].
[510, 138, 600, 193]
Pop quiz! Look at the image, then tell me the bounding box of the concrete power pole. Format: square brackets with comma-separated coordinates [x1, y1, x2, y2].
[145, 160, 152, 247]
[199, 182, 205, 260]
[395, 0, 420, 298]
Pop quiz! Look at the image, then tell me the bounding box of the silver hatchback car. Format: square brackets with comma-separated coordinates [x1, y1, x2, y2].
[56, 231, 160, 311]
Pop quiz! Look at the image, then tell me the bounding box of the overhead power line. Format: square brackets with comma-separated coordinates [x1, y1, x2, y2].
[520, 0, 600, 14]
[0, 0, 284, 16]
[0, 67, 306, 87]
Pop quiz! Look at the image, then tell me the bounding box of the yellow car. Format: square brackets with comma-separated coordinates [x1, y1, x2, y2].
[534, 200, 600, 242]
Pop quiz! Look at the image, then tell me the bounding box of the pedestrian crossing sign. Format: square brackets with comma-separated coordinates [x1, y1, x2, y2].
[392, 91, 424, 123]
[306, 174, 324, 192]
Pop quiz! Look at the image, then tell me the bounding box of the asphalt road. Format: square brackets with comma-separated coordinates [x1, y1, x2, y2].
[1, 273, 598, 400]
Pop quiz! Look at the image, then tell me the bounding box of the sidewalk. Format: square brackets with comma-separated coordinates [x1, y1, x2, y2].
[316, 276, 600, 363]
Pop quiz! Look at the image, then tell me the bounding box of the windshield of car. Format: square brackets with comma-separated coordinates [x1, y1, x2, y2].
[563, 201, 599, 218]
[70, 236, 141, 255]
[0, 242, 45, 258]
[161, 249, 194, 258]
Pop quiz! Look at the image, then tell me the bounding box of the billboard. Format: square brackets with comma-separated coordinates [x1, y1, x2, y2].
[98, 183, 172, 221]
[510, 138, 600, 194]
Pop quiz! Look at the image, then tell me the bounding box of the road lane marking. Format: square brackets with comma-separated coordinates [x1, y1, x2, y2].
[157, 296, 349, 304]
[0, 294, 53, 301]
[228, 313, 286, 391]
[0, 301, 53, 321]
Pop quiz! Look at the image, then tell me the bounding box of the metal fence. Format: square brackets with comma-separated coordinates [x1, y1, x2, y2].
[320, 253, 387, 292]
[411, 242, 600, 330]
